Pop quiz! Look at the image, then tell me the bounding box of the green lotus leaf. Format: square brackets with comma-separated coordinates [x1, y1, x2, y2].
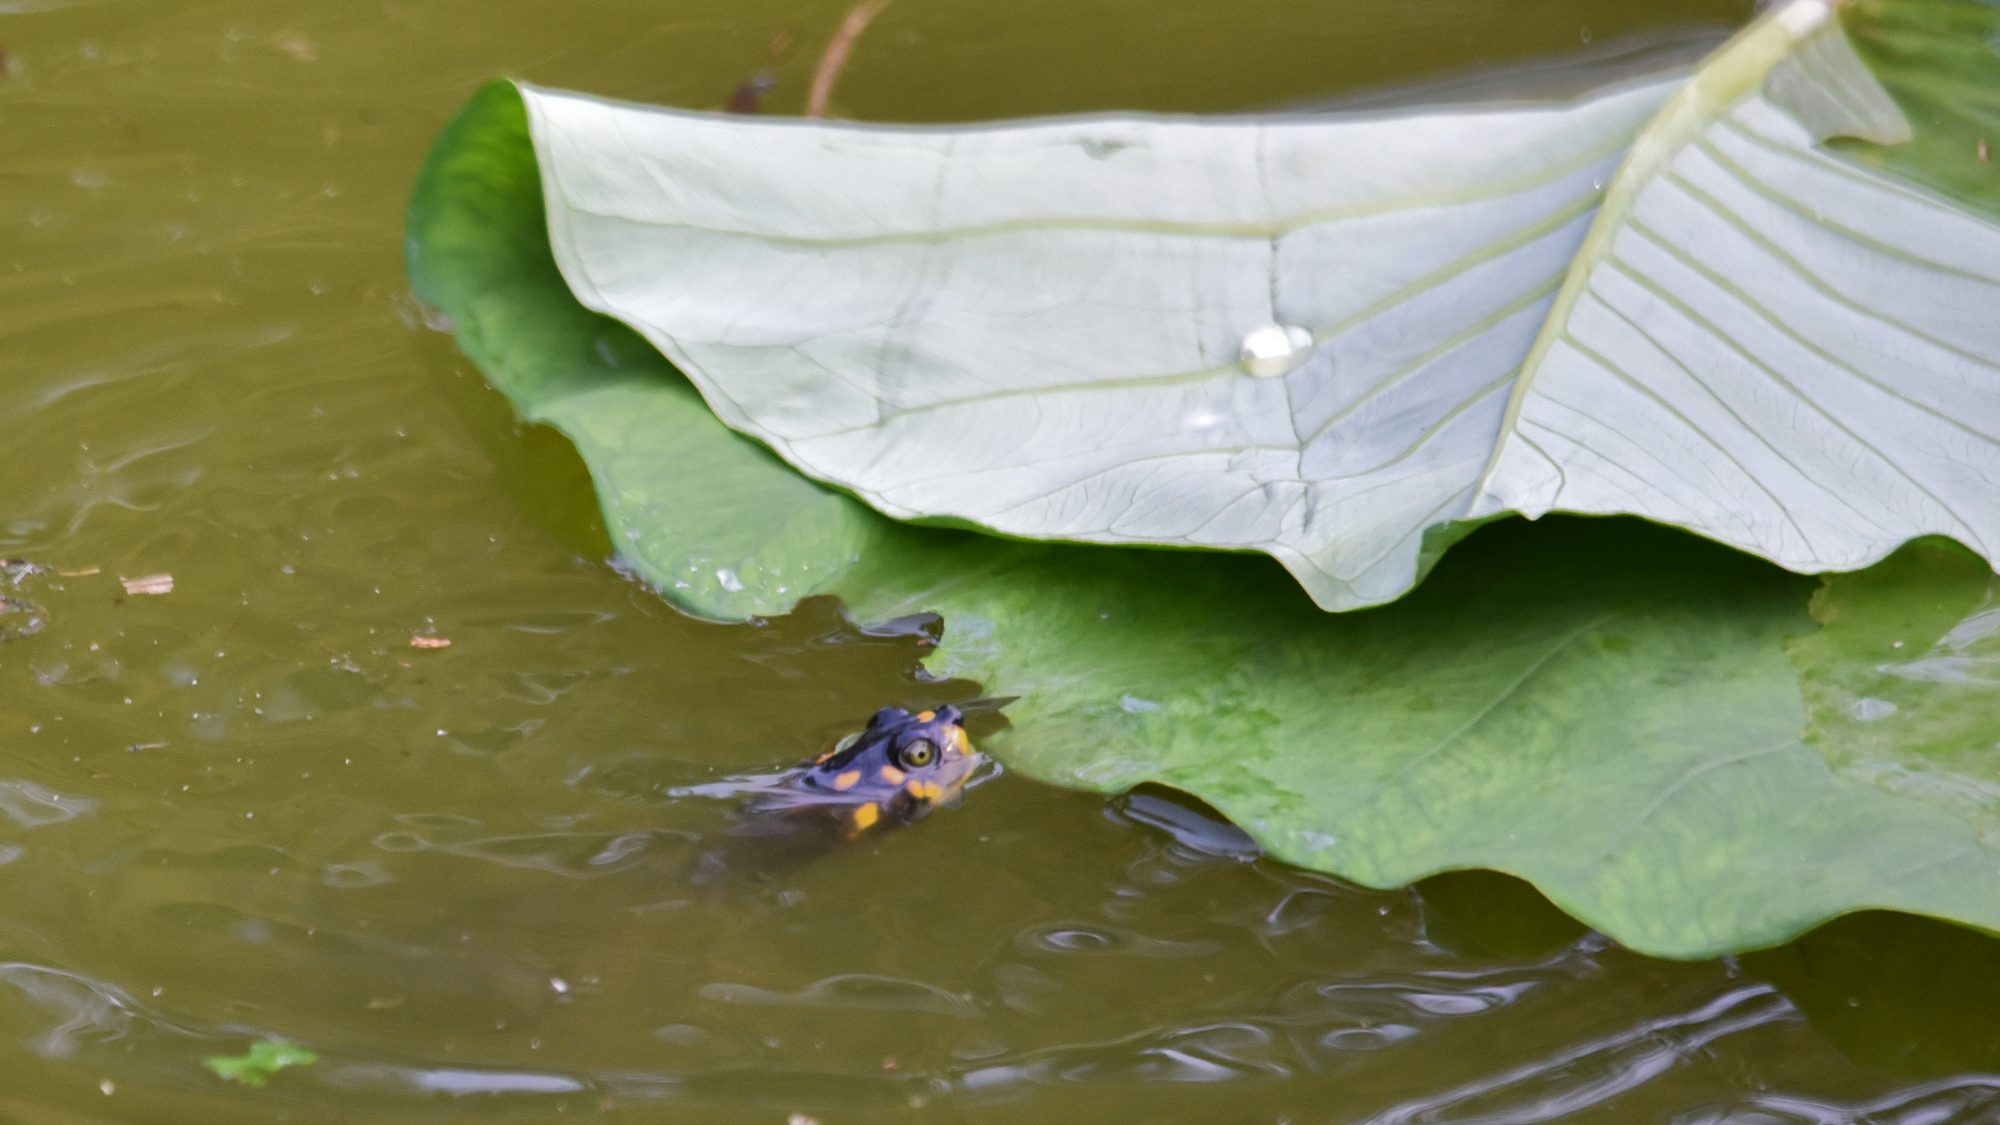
[1792, 537, 2000, 835]
[856, 520, 2000, 959]
[406, 0, 2000, 956]
[406, 81, 881, 620]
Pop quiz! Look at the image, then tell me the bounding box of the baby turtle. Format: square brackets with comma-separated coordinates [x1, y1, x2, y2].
[740, 705, 986, 839]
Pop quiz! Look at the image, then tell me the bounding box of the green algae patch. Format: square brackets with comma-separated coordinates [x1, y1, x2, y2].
[205, 1040, 318, 1088]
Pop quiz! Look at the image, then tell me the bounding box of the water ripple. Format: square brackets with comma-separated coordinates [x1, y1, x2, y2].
[366, 816, 691, 877]
[698, 974, 981, 1018]
[0, 963, 155, 1059]
[1691, 1077, 2000, 1124]
[1017, 922, 1224, 959]
[328, 1064, 592, 1096]
[0, 779, 97, 828]
[1280, 969, 1546, 1025]
[1359, 984, 1796, 1124]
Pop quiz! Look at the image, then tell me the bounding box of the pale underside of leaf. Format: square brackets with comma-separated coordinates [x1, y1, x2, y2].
[525, 80, 1679, 610]
[1473, 3, 2000, 578]
[523, 1, 2000, 611]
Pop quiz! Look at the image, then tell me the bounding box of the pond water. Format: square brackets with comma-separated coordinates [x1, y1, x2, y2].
[4, 0, 2000, 1119]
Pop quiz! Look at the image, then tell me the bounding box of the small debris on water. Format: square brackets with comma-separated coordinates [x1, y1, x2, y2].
[120, 574, 173, 596]
[789, 1115, 821, 1125]
[99, 1079, 113, 1096]
[1980, 139, 1991, 163]
[409, 635, 452, 649]
[726, 72, 777, 114]
[57, 566, 98, 577]
[127, 741, 168, 752]
[0, 595, 45, 642]
[271, 32, 317, 61]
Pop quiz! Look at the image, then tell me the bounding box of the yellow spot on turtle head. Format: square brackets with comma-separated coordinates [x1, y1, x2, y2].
[949, 727, 971, 754]
[878, 765, 906, 785]
[907, 780, 941, 802]
[833, 769, 862, 791]
[916, 710, 935, 722]
[851, 803, 881, 831]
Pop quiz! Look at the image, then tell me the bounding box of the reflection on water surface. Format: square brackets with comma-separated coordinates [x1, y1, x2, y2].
[2, 0, 1996, 1119]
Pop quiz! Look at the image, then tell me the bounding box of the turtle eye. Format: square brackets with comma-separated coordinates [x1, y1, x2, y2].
[899, 740, 938, 769]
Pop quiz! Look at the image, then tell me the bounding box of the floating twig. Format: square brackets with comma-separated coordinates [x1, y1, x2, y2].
[120, 574, 174, 596]
[807, 0, 890, 119]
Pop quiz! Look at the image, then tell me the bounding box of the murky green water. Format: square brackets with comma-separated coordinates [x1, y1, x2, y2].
[5, 0, 2000, 1120]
